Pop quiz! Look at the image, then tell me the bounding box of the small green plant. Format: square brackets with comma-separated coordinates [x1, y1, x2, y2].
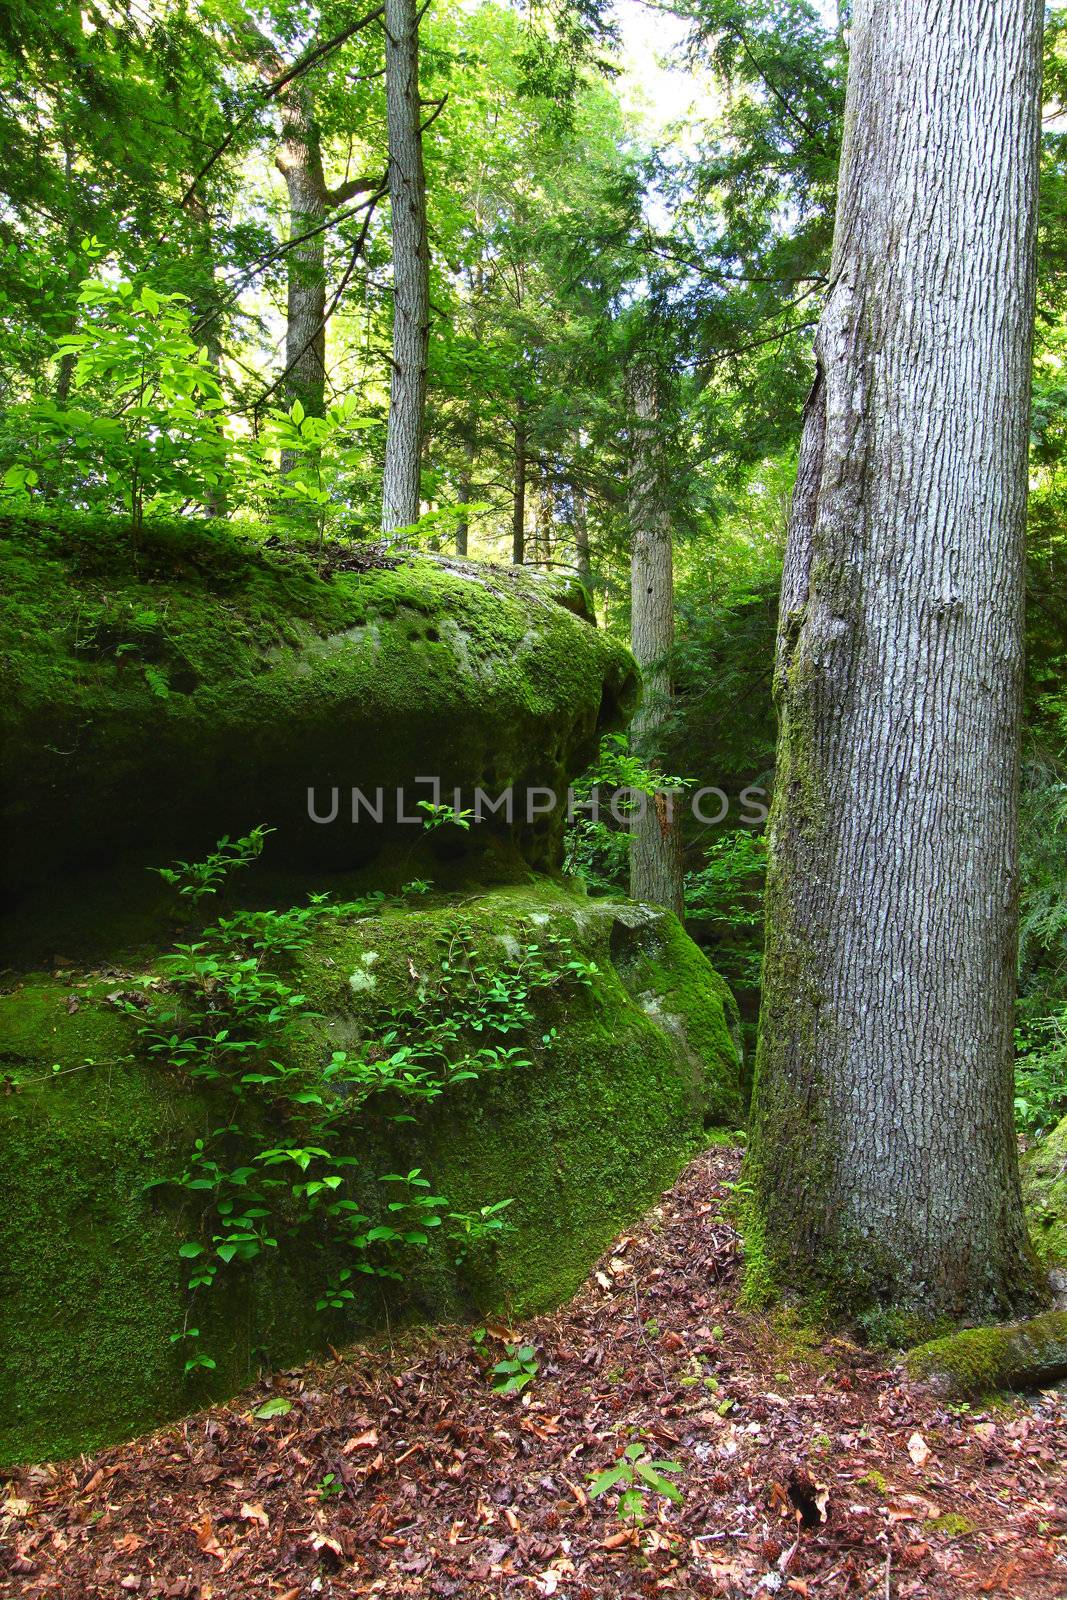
[316, 1473, 344, 1500]
[0, 265, 384, 538]
[563, 733, 692, 893]
[447, 1198, 516, 1262]
[170, 1326, 215, 1375]
[151, 825, 272, 902]
[588, 1441, 684, 1526]
[130, 830, 594, 1373]
[418, 800, 474, 831]
[490, 1342, 539, 1394]
[2, 275, 235, 527]
[1014, 1009, 1067, 1138]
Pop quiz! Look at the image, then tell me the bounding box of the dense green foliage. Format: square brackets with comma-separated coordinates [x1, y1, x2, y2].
[0, 0, 1062, 1022]
[1, 0, 1067, 1466]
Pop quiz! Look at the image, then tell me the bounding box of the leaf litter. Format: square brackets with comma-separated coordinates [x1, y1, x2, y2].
[2, 1146, 1065, 1598]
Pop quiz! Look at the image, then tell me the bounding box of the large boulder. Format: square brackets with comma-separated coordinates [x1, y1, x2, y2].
[0, 513, 636, 898]
[0, 884, 743, 1465]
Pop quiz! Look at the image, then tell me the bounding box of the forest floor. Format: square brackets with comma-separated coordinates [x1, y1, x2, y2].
[4, 1146, 1067, 1600]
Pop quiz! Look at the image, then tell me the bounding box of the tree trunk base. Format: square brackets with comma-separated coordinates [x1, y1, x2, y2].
[906, 1311, 1067, 1397]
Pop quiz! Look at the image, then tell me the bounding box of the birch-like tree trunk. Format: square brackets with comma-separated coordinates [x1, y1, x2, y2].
[382, 0, 429, 534]
[748, 0, 1046, 1325]
[628, 362, 684, 919]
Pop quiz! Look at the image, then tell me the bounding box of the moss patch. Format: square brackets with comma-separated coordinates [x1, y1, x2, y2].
[906, 1311, 1067, 1397]
[1022, 1116, 1067, 1270]
[0, 885, 740, 1465]
[923, 1513, 976, 1538]
[0, 512, 636, 896]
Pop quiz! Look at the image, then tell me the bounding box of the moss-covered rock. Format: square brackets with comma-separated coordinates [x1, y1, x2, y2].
[0, 513, 635, 896]
[0, 884, 741, 1465]
[1022, 1115, 1067, 1276]
[906, 1311, 1067, 1397]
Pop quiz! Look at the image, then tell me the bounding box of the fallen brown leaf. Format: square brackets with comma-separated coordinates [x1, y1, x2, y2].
[342, 1427, 379, 1452]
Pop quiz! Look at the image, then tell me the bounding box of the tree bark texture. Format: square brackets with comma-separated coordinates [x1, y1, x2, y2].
[748, 0, 1046, 1324]
[628, 362, 684, 920]
[275, 81, 329, 436]
[382, 0, 429, 534]
[455, 425, 475, 556]
[574, 482, 594, 611]
[512, 402, 527, 565]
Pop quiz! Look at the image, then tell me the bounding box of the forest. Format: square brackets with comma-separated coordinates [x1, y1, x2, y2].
[0, 0, 1066, 1595]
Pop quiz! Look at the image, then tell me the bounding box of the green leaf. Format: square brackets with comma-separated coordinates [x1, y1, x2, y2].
[634, 1461, 683, 1502]
[588, 1463, 630, 1497]
[253, 1397, 293, 1419]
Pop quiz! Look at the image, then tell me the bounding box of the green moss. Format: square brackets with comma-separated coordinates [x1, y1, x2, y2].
[923, 1513, 976, 1538]
[296, 887, 743, 1309]
[0, 885, 740, 1465]
[604, 906, 744, 1128]
[0, 978, 331, 1464]
[906, 1311, 1067, 1397]
[0, 511, 636, 899]
[861, 1470, 889, 1497]
[1022, 1115, 1067, 1268]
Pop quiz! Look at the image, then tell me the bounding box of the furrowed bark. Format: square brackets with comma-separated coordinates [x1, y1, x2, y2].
[628, 362, 684, 920]
[382, 0, 429, 534]
[747, 0, 1046, 1325]
[276, 80, 329, 472]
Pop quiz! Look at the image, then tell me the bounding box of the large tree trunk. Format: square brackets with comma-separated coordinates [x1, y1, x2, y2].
[628, 362, 684, 919]
[747, 0, 1046, 1326]
[382, 0, 429, 534]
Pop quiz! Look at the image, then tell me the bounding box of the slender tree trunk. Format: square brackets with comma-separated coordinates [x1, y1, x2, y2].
[512, 401, 527, 565]
[748, 0, 1046, 1326]
[455, 421, 475, 556]
[54, 138, 80, 409]
[534, 468, 553, 565]
[186, 191, 228, 516]
[628, 362, 684, 920]
[573, 482, 594, 620]
[382, 0, 429, 534]
[276, 82, 329, 463]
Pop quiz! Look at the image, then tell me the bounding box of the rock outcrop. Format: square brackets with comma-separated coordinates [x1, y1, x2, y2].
[0, 514, 635, 897]
[0, 513, 742, 1466]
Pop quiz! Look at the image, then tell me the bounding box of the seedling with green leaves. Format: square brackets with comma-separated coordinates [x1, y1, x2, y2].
[588, 1442, 684, 1526]
[490, 1342, 539, 1395]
